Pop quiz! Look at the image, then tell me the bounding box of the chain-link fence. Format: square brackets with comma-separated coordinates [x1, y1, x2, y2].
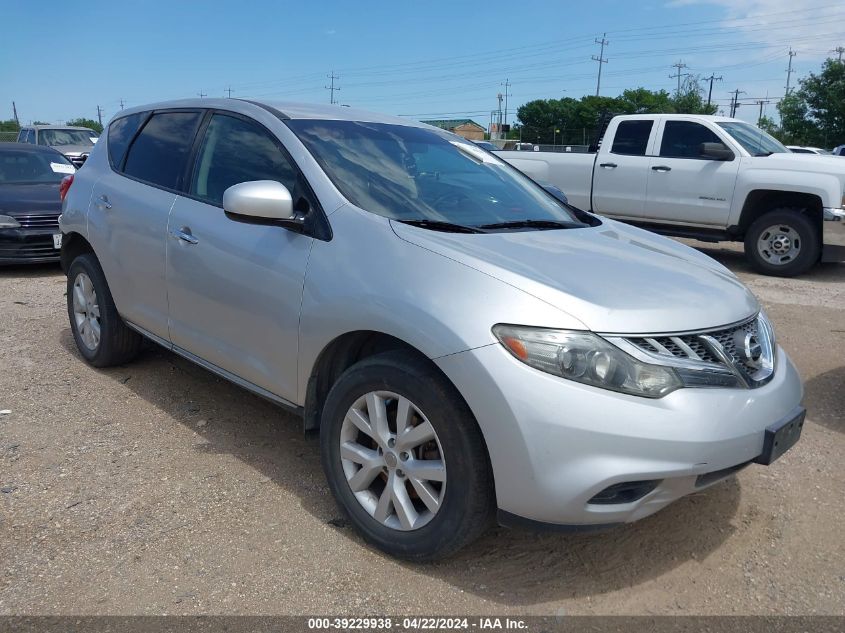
[0, 132, 19, 142]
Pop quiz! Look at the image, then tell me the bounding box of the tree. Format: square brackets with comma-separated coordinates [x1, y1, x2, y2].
[776, 57, 845, 146]
[0, 119, 19, 132]
[757, 115, 780, 137]
[671, 75, 718, 115]
[66, 117, 103, 134]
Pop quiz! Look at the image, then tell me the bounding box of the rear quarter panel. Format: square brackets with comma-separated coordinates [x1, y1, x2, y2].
[497, 151, 595, 210]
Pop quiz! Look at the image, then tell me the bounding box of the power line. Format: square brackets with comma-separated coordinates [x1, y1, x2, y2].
[728, 89, 746, 117]
[669, 60, 689, 96]
[592, 33, 609, 96]
[325, 71, 340, 104]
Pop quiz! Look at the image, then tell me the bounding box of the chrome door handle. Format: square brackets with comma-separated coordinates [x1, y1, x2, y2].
[95, 194, 112, 210]
[651, 165, 672, 172]
[599, 162, 617, 169]
[169, 228, 198, 245]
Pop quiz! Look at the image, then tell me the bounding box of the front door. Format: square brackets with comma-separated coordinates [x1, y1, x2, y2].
[165, 112, 314, 402]
[644, 120, 741, 227]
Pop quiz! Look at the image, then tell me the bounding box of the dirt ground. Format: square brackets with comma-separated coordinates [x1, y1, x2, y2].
[1, 241, 843, 616]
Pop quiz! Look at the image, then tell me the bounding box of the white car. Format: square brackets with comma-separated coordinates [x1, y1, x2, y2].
[787, 145, 831, 155]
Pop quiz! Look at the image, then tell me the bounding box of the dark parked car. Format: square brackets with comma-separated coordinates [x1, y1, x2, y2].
[0, 143, 75, 264]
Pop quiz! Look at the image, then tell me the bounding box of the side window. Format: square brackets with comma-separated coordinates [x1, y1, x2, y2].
[108, 112, 145, 170]
[123, 111, 202, 189]
[189, 113, 298, 206]
[610, 120, 653, 156]
[660, 121, 724, 159]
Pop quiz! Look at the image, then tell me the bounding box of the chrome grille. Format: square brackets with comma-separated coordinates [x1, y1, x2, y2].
[614, 314, 775, 389]
[15, 213, 60, 229]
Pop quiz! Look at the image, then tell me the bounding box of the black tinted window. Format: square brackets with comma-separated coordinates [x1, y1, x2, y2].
[190, 114, 297, 205]
[611, 120, 653, 156]
[660, 121, 723, 158]
[124, 111, 202, 189]
[108, 113, 145, 169]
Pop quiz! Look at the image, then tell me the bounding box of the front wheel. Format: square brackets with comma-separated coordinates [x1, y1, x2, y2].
[319, 351, 495, 561]
[744, 209, 820, 277]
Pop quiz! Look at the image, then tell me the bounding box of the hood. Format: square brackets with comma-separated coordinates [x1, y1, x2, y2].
[54, 144, 92, 157]
[390, 218, 759, 334]
[0, 183, 62, 215]
[756, 152, 845, 175]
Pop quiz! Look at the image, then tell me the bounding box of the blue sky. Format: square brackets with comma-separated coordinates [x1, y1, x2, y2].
[2, 0, 843, 128]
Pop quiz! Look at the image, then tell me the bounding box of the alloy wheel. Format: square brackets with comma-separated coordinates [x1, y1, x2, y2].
[72, 272, 101, 351]
[339, 391, 446, 531]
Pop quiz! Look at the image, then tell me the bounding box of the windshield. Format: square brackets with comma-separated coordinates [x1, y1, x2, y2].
[0, 149, 75, 184]
[286, 119, 584, 229]
[718, 122, 788, 156]
[37, 129, 98, 147]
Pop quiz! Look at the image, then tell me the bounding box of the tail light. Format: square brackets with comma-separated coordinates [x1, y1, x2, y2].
[59, 174, 74, 202]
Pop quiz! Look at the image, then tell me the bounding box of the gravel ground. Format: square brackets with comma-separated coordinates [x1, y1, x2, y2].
[0, 242, 843, 616]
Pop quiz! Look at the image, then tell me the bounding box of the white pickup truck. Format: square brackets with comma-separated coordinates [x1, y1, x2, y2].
[498, 114, 845, 276]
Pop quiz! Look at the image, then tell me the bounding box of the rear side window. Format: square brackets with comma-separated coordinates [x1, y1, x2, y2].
[611, 120, 653, 156]
[107, 113, 145, 169]
[123, 111, 202, 190]
[189, 113, 298, 206]
[660, 121, 723, 158]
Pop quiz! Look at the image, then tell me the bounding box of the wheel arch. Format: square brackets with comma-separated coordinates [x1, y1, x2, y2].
[736, 190, 823, 237]
[60, 231, 95, 273]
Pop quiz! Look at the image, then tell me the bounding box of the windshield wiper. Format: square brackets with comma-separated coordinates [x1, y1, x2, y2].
[478, 219, 579, 230]
[397, 219, 485, 234]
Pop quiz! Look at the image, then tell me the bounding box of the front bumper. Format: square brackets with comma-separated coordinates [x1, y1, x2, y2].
[435, 343, 803, 526]
[0, 226, 61, 264]
[822, 207, 845, 263]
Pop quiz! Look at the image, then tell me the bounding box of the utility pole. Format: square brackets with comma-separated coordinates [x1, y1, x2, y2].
[704, 73, 722, 106]
[12, 101, 19, 126]
[496, 93, 503, 139]
[785, 48, 797, 96]
[670, 60, 689, 97]
[96, 105, 103, 127]
[592, 33, 609, 97]
[119, 98, 125, 110]
[225, 86, 233, 98]
[325, 71, 340, 104]
[728, 90, 745, 117]
[755, 98, 771, 123]
[197, 91, 207, 98]
[833, 46, 844, 63]
[500, 79, 511, 131]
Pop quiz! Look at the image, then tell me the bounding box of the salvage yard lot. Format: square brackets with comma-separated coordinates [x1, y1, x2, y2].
[1, 242, 843, 615]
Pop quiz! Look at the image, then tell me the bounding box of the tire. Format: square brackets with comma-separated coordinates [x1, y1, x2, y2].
[320, 350, 495, 561]
[744, 208, 820, 277]
[67, 253, 142, 367]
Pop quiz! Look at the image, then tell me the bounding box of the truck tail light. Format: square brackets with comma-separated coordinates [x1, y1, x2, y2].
[59, 174, 74, 202]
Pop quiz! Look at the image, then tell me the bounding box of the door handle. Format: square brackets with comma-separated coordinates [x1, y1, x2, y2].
[169, 227, 198, 245]
[599, 162, 618, 169]
[651, 165, 672, 172]
[95, 194, 112, 210]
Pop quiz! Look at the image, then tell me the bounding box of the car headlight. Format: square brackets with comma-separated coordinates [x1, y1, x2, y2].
[0, 214, 21, 228]
[493, 325, 683, 398]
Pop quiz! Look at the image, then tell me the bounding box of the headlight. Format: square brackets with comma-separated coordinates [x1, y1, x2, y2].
[493, 325, 683, 398]
[0, 214, 21, 228]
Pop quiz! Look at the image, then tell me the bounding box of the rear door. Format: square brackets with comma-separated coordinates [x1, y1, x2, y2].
[591, 119, 656, 218]
[87, 109, 203, 341]
[165, 111, 315, 402]
[644, 120, 741, 227]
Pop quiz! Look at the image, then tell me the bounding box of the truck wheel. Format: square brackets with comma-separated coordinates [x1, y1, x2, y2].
[319, 350, 495, 561]
[744, 208, 820, 277]
[67, 253, 143, 367]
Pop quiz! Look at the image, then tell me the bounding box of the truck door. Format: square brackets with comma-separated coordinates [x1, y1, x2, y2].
[591, 119, 655, 219]
[644, 120, 741, 227]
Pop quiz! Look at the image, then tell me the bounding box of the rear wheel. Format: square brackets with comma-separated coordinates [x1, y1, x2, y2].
[67, 253, 142, 367]
[744, 208, 820, 277]
[320, 350, 495, 560]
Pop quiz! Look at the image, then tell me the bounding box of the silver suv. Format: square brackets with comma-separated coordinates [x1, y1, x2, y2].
[59, 99, 805, 560]
[17, 125, 99, 167]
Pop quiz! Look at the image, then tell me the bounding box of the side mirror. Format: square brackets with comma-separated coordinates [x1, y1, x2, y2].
[543, 184, 568, 204]
[701, 142, 734, 161]
[222, 180, 296, 221]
